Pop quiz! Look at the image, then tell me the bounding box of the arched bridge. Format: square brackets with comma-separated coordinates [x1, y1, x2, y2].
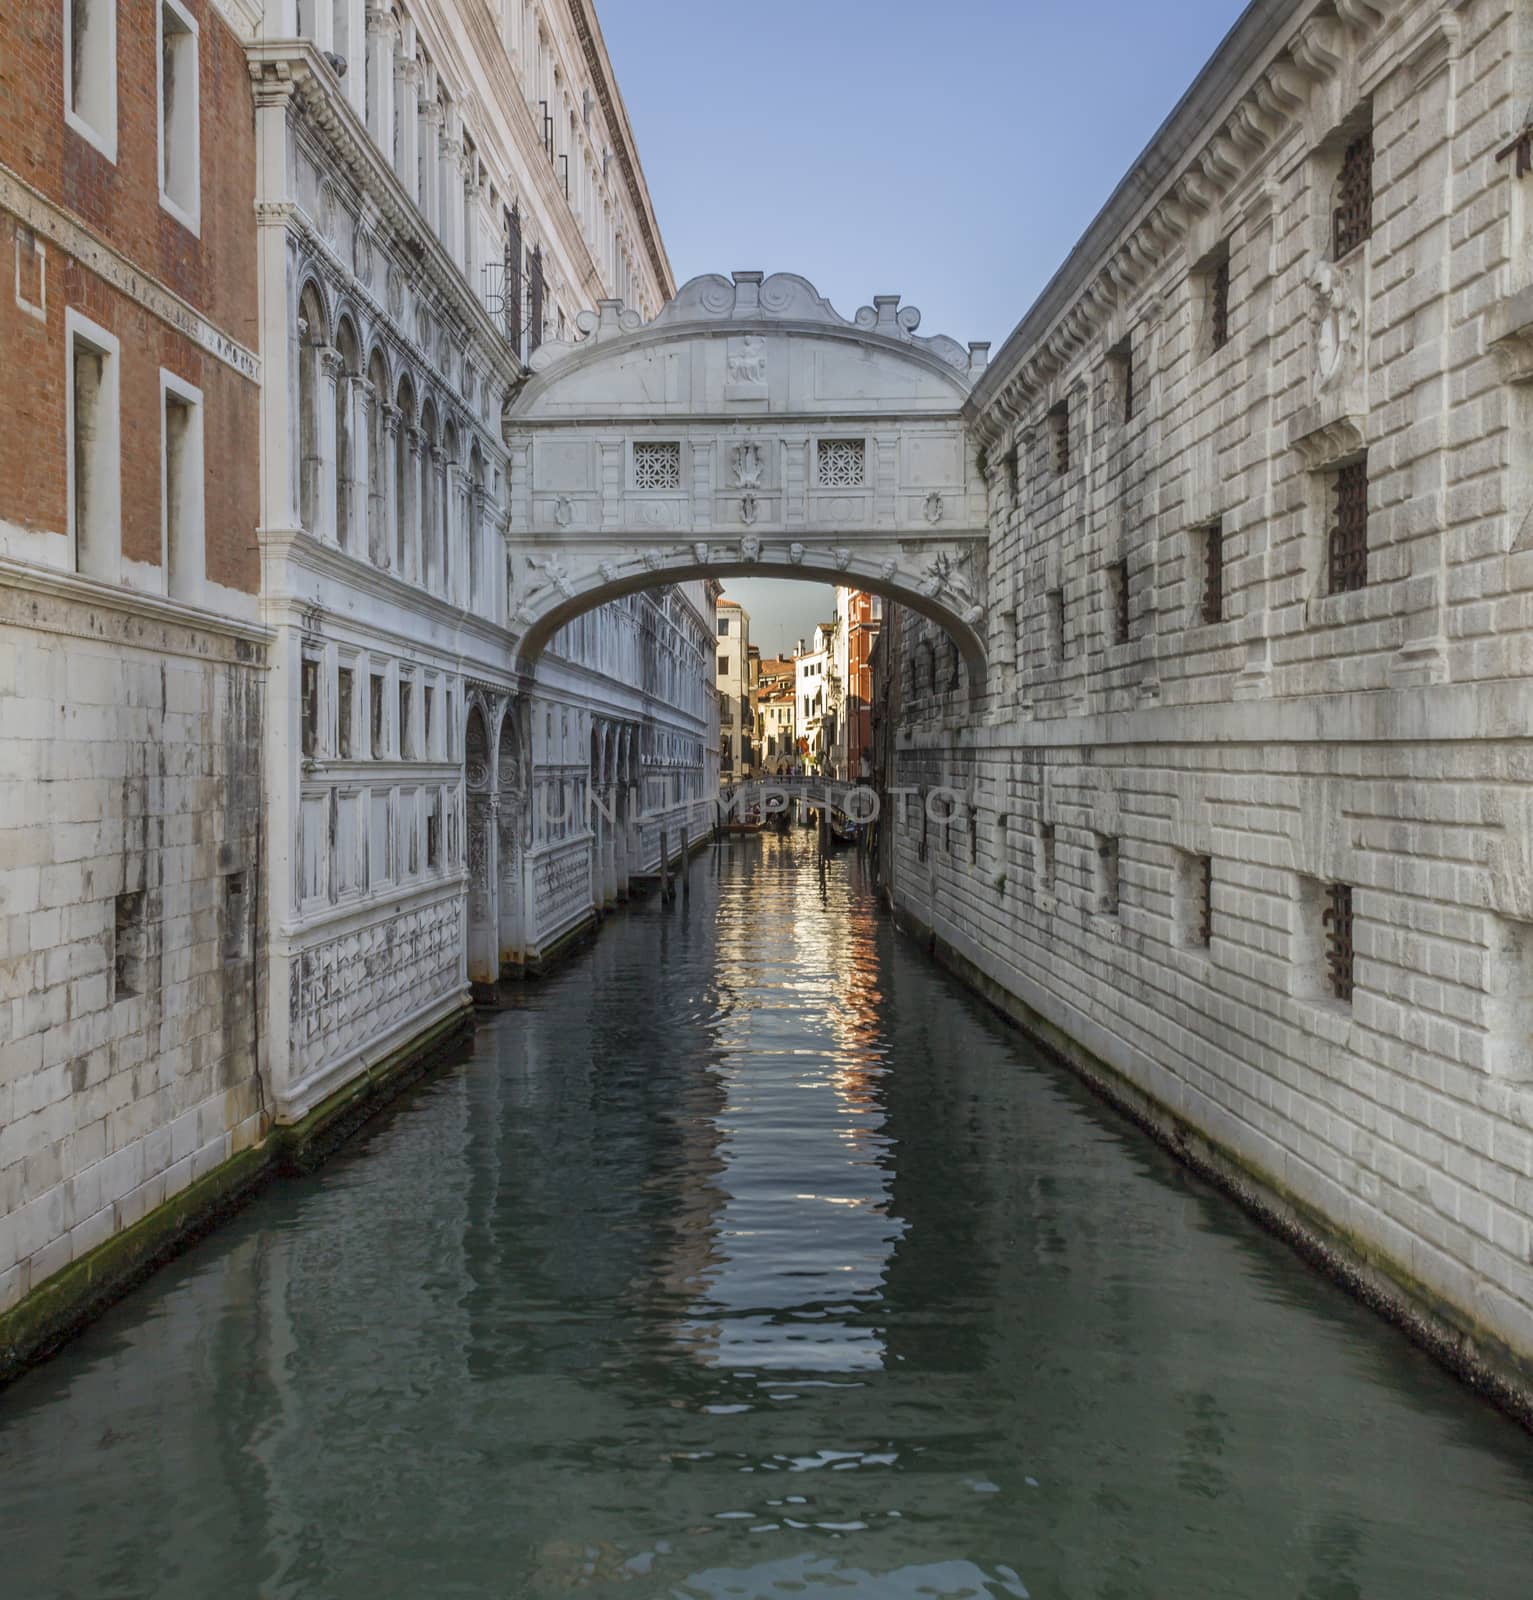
[502, 270, 992, 684]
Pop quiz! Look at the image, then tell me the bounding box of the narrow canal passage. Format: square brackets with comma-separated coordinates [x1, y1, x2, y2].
[3, 835, 1532, 1599]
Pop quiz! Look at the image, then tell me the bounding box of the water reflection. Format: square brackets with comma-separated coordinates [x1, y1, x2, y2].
[0, 833, 1530, 1600]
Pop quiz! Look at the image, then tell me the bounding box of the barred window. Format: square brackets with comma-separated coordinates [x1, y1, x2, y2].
[1323, 882, 1355, 1002]
[1210, 253, 1231, 351]
[1050, 402, 1070, 474]
[634, 441, 681, 489]
[1328, 459, 1369, 594]
[816, 438, 865, 487]
[1332, 127, 1373, 260]
[1200, 520, 1224, 624]
[1194, 854, 1213, 947]
[1108, 560, 1130, 645]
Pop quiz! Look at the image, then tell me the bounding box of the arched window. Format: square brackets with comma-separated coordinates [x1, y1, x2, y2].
[442, 419, 461, 600]
[334, 317, 360, 551]
[296, 282, 327, 534]
[419, 399, 439, 591]
[395, 375, 416, 577]
[466, 442, 484, 604]
[366, 348, 389, 565]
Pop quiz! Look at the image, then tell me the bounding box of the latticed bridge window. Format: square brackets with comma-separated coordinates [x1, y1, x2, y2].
[816, 438, 866, 488]
[1328, 458, 1369, 594]
[1332, 126, 1373, 260]
[634, 441, 682, 489]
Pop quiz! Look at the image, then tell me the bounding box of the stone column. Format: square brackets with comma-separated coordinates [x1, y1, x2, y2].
[463, 176, 480, 282]
[364, 4, 397, 153]
[419, 98, 442, 232]
[396, 55, 420, 200]
[439, 115, 463, 262]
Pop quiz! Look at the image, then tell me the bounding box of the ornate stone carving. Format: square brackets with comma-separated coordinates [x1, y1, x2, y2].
[725, 335, 768, 400]
[731, 441, 763, 489]
[832, 547, 852, 571]
[554, 496, 573, 528]
[924, 492, 946, 525]
[739, 533, 761, 561]
[641, 547, 664, 571]
[740, 494, 759, 527]
[789, 542, 805, 565]
[527, 553, 573, 598]
[1308, 259, 1361, 395]
[692, 541, 710, 565]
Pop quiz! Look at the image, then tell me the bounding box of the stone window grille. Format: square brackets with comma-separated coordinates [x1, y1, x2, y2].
[113, 891, 146, 1001]
[1323, 882, 1355, 1002]
[634, 441, 681, 489]
[1332, 126, 1373, 260]
[1038, 822, 1056, 893]
[1095, 834, 1120, 916]
[1049, 402, 1070, 474]
[336, 667, 354, 758]
[300, 657, 320, 758]
[1328, 458, 1369, 595]
[1210, 252, 1231, 350]
[816, 438, 866, 488]
[1108, 560, 1130, 645]
[1200, 519, 1224, 624]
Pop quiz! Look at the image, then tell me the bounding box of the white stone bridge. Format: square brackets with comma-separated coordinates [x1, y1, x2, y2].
[502, 270, 992, 685]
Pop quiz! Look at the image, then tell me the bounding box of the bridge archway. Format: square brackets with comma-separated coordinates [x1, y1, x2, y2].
[502, 271, 992, 688]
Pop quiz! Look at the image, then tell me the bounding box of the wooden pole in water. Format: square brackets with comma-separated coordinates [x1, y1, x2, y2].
[661, 827, 672, 903]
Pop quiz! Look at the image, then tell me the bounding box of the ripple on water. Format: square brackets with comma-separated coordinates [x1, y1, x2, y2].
[0, 835, 1530, 1600]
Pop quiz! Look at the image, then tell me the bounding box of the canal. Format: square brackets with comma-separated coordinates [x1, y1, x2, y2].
[2, 833, 1531, 1598]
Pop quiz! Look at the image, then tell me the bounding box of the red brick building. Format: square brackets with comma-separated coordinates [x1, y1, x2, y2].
[0, 0, 267, 1336]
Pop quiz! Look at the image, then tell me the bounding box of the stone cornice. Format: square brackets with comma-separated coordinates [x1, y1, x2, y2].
[0, 558, 271, 658]
[260, 526, 515, 657]
[562, 0, 674, 299]
[967, 0, 1398, 447]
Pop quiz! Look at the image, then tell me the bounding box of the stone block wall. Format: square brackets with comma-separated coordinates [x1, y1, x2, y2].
[0, 578, 267, 1317]
[884, 0, 1533, 1386]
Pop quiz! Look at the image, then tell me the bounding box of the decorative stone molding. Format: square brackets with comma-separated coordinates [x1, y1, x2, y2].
[1288, 410, 1366, 472]
[529, 271, 990, 383]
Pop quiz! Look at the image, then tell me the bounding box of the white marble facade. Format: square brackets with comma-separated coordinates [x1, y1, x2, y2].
[250, 1, 710, 1121]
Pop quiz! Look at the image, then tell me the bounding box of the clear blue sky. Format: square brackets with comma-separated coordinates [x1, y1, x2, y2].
[598, 0, 1248, 651]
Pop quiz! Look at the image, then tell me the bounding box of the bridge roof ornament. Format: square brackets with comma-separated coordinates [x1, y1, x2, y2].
[503, 271, 992, 696]
[525, 270, 991, 387]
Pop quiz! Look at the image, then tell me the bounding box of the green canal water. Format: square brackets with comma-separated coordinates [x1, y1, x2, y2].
[1, 833, 1531, 1598]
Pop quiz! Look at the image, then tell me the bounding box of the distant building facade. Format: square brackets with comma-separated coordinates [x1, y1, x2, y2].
[715, 597, 754, 779]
